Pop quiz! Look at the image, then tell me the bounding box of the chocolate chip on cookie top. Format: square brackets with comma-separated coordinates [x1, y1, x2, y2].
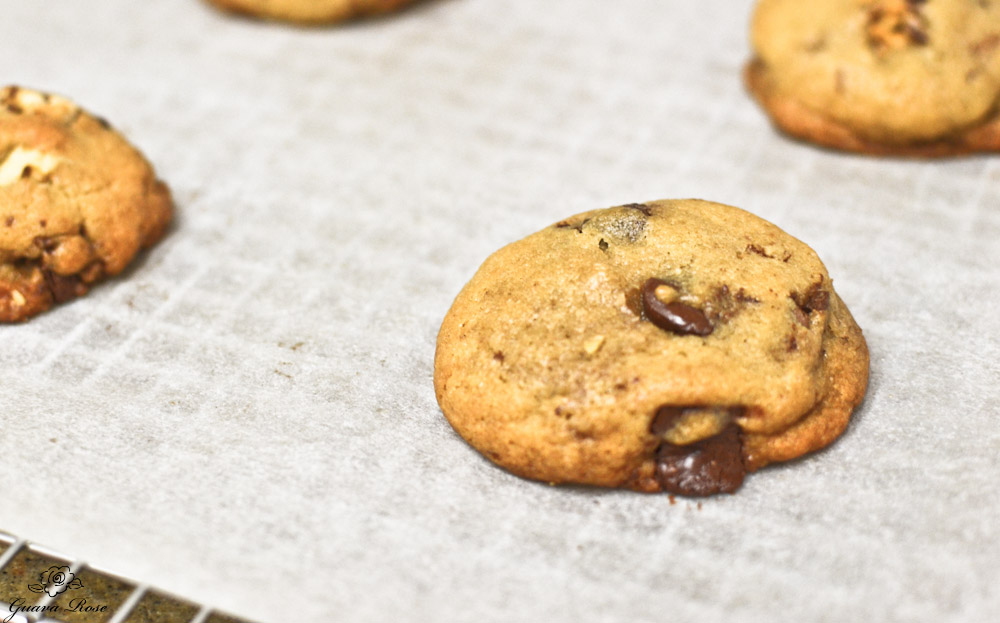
[746, 0, 1000, 155]
[0, 86, 173, 322]
[434, 200, 869, 496]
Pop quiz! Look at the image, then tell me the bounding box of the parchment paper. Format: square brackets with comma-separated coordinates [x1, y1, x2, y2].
[1, 1, 998, 621]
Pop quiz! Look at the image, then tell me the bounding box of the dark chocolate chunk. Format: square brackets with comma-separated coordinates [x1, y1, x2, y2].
[655, 425, 746, 496]
[649, 406, 687, 435]
[641, 278, 713, 336]
[44, 271, 85, 303]
[907, 22, 929, 45]
[791, 282, 829, 322]
[805, 288, 829, 312]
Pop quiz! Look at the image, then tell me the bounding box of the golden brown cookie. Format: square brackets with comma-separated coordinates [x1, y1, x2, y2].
[746, 0, 1000, 156]
[205, 0, 420, 24]
[0, 86, 173, 322]
[434, 200, 869, 496]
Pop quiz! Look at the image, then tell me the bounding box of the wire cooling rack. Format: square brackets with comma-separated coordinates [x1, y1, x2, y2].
[0, 531, 253, 623]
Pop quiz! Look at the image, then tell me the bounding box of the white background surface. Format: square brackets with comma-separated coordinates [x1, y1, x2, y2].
[1, 1, 998, 621]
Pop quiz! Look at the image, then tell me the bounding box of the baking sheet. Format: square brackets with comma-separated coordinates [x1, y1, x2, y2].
[1, 1, 998, 621]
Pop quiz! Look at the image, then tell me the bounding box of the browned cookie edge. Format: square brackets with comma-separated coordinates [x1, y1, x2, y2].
[744, 58, 1000, 157]
[0, 181, 172, 323]
[205, 0, 420, 24]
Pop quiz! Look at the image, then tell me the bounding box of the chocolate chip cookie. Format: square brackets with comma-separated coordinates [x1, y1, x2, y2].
[0, 86, 173, 322]
[205, 0, 419, 24]
[746, 0, 1000, 156]
[434, 200, 869, 496]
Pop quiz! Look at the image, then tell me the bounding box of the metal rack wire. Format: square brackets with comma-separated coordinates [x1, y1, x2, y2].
[0, 531, 253, 623]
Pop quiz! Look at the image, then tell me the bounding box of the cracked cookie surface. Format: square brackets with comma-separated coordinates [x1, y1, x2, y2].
[746, 0, 1000, 155]
[434, 200, 869, 496]
[0, 86, 173, 322]
[205, 0, 420, 24]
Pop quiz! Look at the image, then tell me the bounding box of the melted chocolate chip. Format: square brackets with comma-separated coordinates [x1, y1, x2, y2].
[805, 288, 829, 312]
[793, 306, 810, 328]
[641, 278, 713, 336]
[907, 23, 929, 45]
[745, 243, 773, 258]
[650, 405, 744, 436]
[649, 406, 687, 435]
[43, 271, 84, 303]
[655, 425, 746, 496]
[792, 283, 830, 320]
[33, 236, 59, 252]
[705, 284, 759, 325]
[734, 288, 760, 304]
[624, 286, 643, 316]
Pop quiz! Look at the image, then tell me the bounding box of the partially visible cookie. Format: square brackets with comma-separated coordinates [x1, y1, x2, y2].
[746, 0, 1000, 156]
[0, 86, 173, 322]
[205, 0, 420, 24]
[434, 200, 869, 496]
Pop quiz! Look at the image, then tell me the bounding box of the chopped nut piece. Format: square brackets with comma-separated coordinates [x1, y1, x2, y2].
[653, 284, 679, 305]
[0, 147, 62, 186]
[866, 0, 929, 53]
[583, 335, 605, 355]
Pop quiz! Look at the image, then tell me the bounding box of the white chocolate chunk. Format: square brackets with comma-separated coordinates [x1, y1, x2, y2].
[0, 146, 62, 186]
